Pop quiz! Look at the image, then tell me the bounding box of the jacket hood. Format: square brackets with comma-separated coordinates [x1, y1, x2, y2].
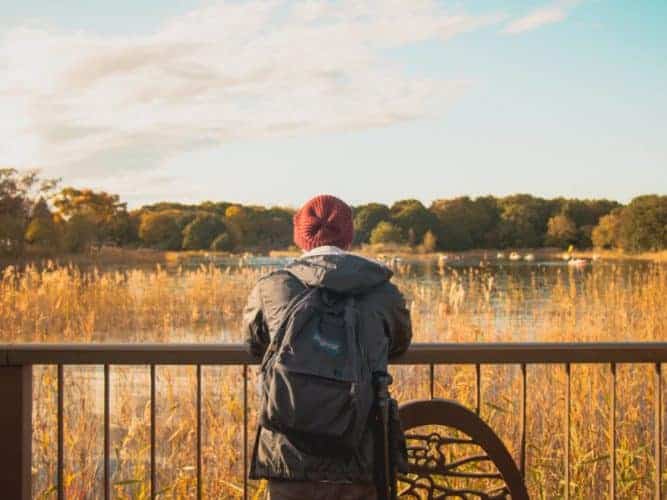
[286, 252, 393, 294]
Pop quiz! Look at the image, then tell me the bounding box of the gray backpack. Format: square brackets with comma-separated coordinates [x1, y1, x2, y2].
[258, 281, 374, 455]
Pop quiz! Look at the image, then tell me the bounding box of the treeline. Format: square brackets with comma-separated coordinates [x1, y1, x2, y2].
[356, 195, 666, 253]
[1, 169, 666, 256]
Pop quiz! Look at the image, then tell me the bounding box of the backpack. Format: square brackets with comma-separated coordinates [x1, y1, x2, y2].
[258, 281, 374, 456]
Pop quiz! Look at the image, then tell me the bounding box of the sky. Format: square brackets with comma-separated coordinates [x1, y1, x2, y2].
[0, 0, 665, 208]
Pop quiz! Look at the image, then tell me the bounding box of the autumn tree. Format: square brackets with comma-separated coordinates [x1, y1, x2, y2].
[369, 221, 403, 245]
[138, 211, 182, 250]
[224, 205, 251, 246]
[24, 198, 59, 249]
[545, 214, 578, 248]
[559, 199, 621, 229]
[592, 210, 622, 249]
[557, 198, 620, 246]
[353, 203, 391, 244]
[54, 188, 133, 246]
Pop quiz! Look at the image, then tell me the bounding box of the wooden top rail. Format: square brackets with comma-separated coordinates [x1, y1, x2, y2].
[2, 342, 667, 366]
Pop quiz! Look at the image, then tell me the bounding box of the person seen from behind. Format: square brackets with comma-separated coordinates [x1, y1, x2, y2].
[244, 194, 412, 500]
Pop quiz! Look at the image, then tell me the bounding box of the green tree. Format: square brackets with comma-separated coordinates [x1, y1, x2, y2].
[0, 216, 26, 256]
[429, 198, 473, 251]
[472, 196, 502, 248]
[250, 207, 294, 250]
[592, 210, 622, 249]
[498, 195, 552, 248]
[557, 198, 621, 247]
[182, 214, 227, 250]
[0, 169, 59, 255]
[618, 195, 667, 252]
[559, 199, 621, 228]
[353, 203, 391, 244]
[210, 233, 235, 252]
[369, 221, 403, 245]
[545, 214, 578, 248]
[430, 196, 501, 250]
[62, 213, 97, 252]
[390, 199, 437, 246]
[138, 211, 182, 250]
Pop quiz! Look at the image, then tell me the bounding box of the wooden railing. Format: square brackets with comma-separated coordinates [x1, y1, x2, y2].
[2, 342, 667, 499]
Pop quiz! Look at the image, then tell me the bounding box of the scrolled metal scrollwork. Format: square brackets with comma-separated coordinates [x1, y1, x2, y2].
[397, 430, 510, 499]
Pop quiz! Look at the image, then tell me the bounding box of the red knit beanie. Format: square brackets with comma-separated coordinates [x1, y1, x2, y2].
[293, 195, 354, 251]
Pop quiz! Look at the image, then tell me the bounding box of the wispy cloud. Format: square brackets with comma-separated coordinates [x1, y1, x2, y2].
[503, 0, 581, 35]
[0, 0, 503, 178]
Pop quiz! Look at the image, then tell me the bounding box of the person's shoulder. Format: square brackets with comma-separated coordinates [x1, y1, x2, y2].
[374, 279, 402, 295]
[253, 268, 305, 312]
[255, 268, 295, 286]
[254, 269, 302, 297]
[358, 278, 404, 307]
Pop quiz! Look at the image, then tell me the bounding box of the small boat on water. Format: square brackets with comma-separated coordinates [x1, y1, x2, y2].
[568, 258, 588, 267]
[524, 253, 535, 262]
[509, 252, 521, 261]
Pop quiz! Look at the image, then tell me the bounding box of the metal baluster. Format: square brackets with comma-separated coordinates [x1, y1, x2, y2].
[243, 364, 248, 500]
[656, 363, 662, 500]
[151, 364, 156, 499]
[57, 364, 64, 500]
[429, 364, 435, 400]
[520, 363, 527, 478]
[475, 364, 481, 415]
[565, 363, 571, 500]
[197, 364, 202, 500]
[610, 363, 616, 500]
[104, 364, 110, 500]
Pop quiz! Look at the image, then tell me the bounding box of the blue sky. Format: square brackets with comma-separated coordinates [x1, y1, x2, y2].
[0, 0, 665, 208]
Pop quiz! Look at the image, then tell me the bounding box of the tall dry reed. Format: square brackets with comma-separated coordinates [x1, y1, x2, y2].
[1, 260, 665, 498]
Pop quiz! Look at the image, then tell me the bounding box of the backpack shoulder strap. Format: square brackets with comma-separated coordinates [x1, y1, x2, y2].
[259, 271, 313, 368]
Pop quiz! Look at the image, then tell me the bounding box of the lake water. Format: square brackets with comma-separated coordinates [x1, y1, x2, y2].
[180, 252, 660, 342]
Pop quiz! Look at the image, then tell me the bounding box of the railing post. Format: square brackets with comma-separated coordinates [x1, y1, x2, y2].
[0, 364, 32, 500]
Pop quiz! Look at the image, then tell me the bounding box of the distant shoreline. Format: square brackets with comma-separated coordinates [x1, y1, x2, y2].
[272, 247, 667, 263]
[2, 246, 666, 269]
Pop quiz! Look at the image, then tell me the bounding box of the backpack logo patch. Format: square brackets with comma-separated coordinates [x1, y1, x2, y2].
[312, 328, 342, 356]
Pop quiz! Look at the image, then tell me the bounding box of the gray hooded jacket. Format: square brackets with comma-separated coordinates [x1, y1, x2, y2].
[244, 250, 412, 482]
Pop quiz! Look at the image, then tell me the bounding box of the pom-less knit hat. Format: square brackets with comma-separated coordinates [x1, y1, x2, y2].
[293, 195, 354, 251]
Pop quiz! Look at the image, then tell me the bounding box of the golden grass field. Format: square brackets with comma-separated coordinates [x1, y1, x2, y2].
[1, 259, 666, 498]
